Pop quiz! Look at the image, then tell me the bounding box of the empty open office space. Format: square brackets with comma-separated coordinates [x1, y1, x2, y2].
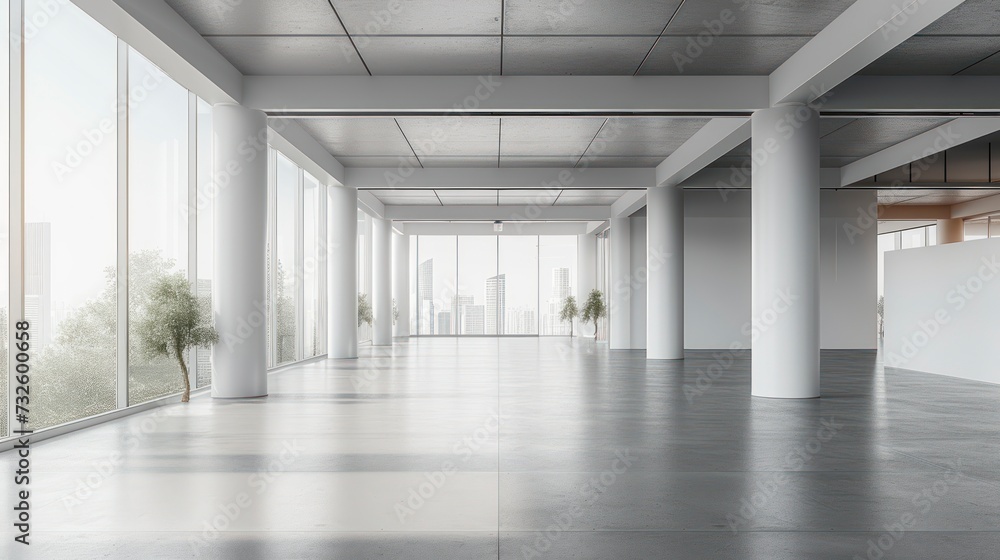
[3, 0, 1000, 558]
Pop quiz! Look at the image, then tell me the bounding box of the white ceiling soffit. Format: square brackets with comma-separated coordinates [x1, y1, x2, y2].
[345, 167, 655, 190]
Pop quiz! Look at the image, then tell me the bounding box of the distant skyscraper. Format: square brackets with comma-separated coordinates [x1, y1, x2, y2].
[486, 274, 505, 335]
[437, 310, 452, 335]
[551, 267, 570, 301]
[463, 305, 485, 335]
[25, 223, 52, 351]
[419, 259, 434, 334]
[453, 294, 474, 334]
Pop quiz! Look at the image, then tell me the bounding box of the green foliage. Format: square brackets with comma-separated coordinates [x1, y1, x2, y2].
[135, 272, 218, 402]
[581, 289, 607, 337]
[559, 295, 579, 336]
[358, 292, 373, 327]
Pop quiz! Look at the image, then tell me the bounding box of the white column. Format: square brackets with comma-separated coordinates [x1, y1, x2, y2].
[372, 217, 392, 346]
[751, 104, 820, 399]
[646, 186, 684, 359]
[576, 233, 596, 337]
[212, 104, 268, 398]
[393, 230, 411, 337]
[328, 185, 358, 358]
[609, 217, 631, 349]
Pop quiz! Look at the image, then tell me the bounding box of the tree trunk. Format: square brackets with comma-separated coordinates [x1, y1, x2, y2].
[175, 340, 191, 403]
[570, 321, 574, 337]
[593, 321, 598, 339]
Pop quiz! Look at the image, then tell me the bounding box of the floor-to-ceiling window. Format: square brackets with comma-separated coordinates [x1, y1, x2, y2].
[412, 235, 576, 336]
[127, 49, 190, 405]
[539, 236, 577, 335]
[274, 153, 298, 365]
[457, 236, 497, 335]
[24, 0, 119, 429]
[195, 99, 213, 387]
[303, 172, 321, 358]
[358, 210, 373, 342]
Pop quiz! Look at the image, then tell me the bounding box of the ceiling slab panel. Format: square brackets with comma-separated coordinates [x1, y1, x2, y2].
[587, 117, 709, 157]
[358, 37, 502, 75]
[499, 190, 560, 206]
[861, 37, 1000, 75]
[398, 117, 500, 157]
[331, 0, 502, 35]
[500, 155, 583, 168]
[639, 36, 810, 75]
[503, 0, 682, 36]
[296, 118, 415, 157]
[205, 37, 367, 75]
[577, 156, 666, 167]
[960, 51, 1000, 76]
[664, 0, 856, 35]
[336, 155, 421, 167]
[502, 36, 652, 75]
[918, 0, 1000, 35]
[368, 189, 441, 205]
[820, 118, 953, 158]
[501, 117, 606, 157]
[419, 156, 500, 168]
[165, 0, 346, 35]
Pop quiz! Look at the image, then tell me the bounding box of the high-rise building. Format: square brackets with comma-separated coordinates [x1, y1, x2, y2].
[419, 258, 434, 333]
[551, 267, 570, 301]
[25, 223, 52, 351]
[437, 310, 452, 335]
[463, 305, 485, 335]
[485, 274, 505, 335]
[453, 294, 474, 333]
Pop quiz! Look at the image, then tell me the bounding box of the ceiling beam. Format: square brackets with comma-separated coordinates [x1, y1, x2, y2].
[951, 192, 1000, 219]
[680, 167, 842, 190]
[244, 76, 769, 115]
[74, 0, 241, 104]
[268, 119, 346, 187]
[841, 118, 1000, 187]
[347, 167, 655, 190]
[822, 77, 1000, 113]
[400, 222, 588, 236]
[770, 0, 967, 105]
[383, 205, 611, 221]
[877, 205, 952, 220]
[612, 190, 647, 217]
[655, 119, 750, 187]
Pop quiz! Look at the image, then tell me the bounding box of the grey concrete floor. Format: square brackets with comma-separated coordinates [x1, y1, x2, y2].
[1, 337, 998, 559]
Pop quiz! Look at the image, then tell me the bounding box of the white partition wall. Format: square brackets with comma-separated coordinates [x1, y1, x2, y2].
[212, 104, 268, 398]
[885, 238, 1000, 384]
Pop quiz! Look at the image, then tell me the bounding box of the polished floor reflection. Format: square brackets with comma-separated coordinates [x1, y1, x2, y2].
[2, 338, 999, 559]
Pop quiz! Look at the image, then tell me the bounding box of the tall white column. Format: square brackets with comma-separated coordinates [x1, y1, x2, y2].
[372, 217, 392, 346]
[576, 233, 596, 337]
[212, 104, 268, 398]
[751, 104, 820, 399]
[646, 186, 684, 359]
[328, 185, 358, 358]
[609, 217, 631, 349]
[393, 230, 411, 337]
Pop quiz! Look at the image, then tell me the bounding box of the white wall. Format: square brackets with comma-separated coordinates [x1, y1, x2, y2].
[630, 216, 647, 349]
[683, 189, 877, 350]
[885, 238, 1000, 384]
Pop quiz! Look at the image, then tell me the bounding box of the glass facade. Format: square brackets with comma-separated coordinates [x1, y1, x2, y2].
[3, 2, 328, 439]
[413, 235, 577, 336]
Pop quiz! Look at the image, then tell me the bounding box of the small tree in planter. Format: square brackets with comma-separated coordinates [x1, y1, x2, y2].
[559, 295, 579, 336]
[135, 273, 218, 403]
[581, 289, 607, 339]
[358, 292, 373, 327]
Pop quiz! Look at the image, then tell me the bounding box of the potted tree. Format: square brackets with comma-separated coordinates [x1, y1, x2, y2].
[581, 289, 607, 339]
[559, 295, 579, 336]
[358, 292, 373, 328]
[135, 273, 218, 403]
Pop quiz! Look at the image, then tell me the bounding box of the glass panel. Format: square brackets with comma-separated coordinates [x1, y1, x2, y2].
[926, 225, 937, 246]
[539, 235, 577, 336]
[1, 0, 8, 437]
[24, 1, 118, 428]
[357, 210, 372, 342]
[274, 153, 297, 364]
[409, 234, 417, 336]
[416, 236, 456, 335]
[303, 172, 320, 358]
[127, 49, 189, 405]
[965, 218, 988, 241]
[899, 227, 925, 250]
[456, 236, 497, 335]
[195, 98, 213, 387]
[498, 236, 538, 335]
